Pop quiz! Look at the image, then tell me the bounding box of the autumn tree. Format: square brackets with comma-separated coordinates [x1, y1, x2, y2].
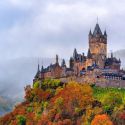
[49, 82, 93, 121]
[91, 114, 113, 125]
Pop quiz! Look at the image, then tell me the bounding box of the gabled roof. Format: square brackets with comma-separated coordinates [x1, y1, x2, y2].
[105, 57, 121, 66]
[41, 62, 61, 73]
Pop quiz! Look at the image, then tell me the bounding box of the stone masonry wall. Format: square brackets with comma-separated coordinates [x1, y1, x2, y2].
[59, 76, 125, 88]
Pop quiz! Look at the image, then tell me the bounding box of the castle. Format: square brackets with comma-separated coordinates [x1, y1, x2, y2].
[33, 23, 125, 84]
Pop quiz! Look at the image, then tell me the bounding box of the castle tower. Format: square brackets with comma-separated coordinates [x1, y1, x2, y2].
[88, 23, 107, 68]
[69, 57, 74, 69]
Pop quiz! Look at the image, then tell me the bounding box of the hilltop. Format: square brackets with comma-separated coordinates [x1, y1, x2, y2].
[0, 79, 125, 125]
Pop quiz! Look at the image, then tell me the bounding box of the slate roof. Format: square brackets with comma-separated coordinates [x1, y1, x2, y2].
[105, 57, 121, 66]
[41, 63, 59, 73]
[93, 23, 102, 36]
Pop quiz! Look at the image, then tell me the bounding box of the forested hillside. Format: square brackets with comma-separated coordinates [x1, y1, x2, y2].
[0, 79, 125, 125]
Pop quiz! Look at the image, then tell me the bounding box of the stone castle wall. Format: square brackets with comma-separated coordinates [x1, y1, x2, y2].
[96, 79, 125, 88]
[59, 76, 125, 88]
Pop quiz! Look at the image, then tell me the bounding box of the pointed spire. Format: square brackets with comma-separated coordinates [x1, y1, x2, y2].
[89, 29, 92, 36]
[104, 29, 107, 39]
[34, 63, 40, 79]
[74, 48, 77, 54]
[73, 48, 77, 59]
[56, 54, 59, 64]
[61, 59, 66, 67]
[104, 30, 107, 36]
[87, 49, 92, 59]
[93, 23, 102, 36]
[41, 65, 44, 72]
[38, 63, 40, 72]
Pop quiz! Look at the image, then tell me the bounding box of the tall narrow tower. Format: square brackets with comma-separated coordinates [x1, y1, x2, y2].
[88, 23, 107, 68]
[56, 54, 59, 64]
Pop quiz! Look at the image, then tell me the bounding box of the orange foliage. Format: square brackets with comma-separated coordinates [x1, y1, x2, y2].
[91, 114, 113, 125]
[34, 88, 51, 102]
[50, 82, 93, 118]
[38, 114, 51, 125]
[26, 112, 35, 120]
[56, 119, 72, 125]
[0, 82, 108, 125]
[0, 113, 13, 124]
[62, 119, 72, 125]
[26, 121, 34, 125]
[25, 87, 34, 102]
[25, 87, 51, 102]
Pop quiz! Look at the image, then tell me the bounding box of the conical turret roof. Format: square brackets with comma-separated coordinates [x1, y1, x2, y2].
[87, 49, 92, 59]
[93, 23, 102, 36]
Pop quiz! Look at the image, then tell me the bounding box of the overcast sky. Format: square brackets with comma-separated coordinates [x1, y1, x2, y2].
[0, 0, 125, 61]
[0, 0, 125, 97]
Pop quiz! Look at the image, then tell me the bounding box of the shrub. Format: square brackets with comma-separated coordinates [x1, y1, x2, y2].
[17, 115, 26, 125]
[42, 79, 61, 89]
[33, 81, 40, 89]
[27, 107, 33, 113]
[54, 97, 64, 113]
[33, 88, 51, 102]
[102, 92, 123, 114]
[25, 88, 35, 102]
[41, 101, 49, 112]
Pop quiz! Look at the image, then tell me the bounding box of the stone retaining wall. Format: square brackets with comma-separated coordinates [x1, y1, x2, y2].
[59, 76, 125, 88]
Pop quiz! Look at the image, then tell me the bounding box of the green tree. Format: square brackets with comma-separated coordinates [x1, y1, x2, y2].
[17, 115, 26, 125]
[33, 81, 40, 89]
[102, 92, 123, 115]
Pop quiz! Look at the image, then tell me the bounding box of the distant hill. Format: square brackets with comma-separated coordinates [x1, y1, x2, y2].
[0, 96, 17, 116]
[0, 57, 53, 116]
